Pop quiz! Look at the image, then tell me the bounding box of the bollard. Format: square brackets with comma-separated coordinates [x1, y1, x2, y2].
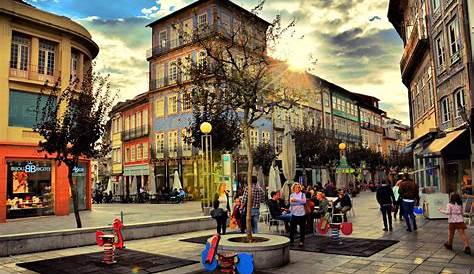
[121, 210, 124, 224]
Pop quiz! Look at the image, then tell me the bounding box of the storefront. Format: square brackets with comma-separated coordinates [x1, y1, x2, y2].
[420, 128, 471, 194]
[6, 160, 54, 219]
[0, 144, 92, 223]
[123, 164, 149, 197]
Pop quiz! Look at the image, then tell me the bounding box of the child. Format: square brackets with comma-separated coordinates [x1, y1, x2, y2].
[231, 197, 242, 231]
[438, 193, 471, 255]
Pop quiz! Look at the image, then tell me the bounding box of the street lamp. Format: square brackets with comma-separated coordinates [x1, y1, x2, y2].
[200, 122, 213, 210]
[339, 142, 346, 157]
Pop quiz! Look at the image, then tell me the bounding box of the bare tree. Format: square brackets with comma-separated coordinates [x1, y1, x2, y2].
[34, 67, 117, 228]
[175, 1, 300, 240]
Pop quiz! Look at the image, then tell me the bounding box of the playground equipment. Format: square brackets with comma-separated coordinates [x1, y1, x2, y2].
[95, 218, 124, 264]
[201, 234, 254, 274]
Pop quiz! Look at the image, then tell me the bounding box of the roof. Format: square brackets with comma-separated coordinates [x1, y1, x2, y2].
[110, 92, 149, 114]
[352, 93, 386, 115]
[146, 0, 271, 28]
[387, 0, 406, 38]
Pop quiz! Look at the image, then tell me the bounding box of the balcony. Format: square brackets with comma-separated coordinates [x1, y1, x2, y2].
[9, 64, 60, 84]
[361, 122, 384, 134]
[147, 24, 236, 59]
[400, 19, 428, 84]
[122, 125, 150, 141]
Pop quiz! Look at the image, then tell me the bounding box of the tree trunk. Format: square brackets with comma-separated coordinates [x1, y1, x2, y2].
[243, 115, 253, 241]
[67, 163, 82, 228]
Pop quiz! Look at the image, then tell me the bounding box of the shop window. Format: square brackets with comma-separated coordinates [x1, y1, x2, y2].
[8, 90, 53, 128]
[6, 160, 53, 219]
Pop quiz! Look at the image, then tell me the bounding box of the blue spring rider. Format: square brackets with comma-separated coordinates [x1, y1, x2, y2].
[201, 234, 254, 274]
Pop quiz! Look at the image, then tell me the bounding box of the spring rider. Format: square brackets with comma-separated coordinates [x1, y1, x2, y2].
[201, 234, 254, 274]
[96, 218, 124, 264]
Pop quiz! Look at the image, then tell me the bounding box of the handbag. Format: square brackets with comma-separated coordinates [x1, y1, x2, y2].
[341, 222, 353, 235]
[210, 208, 225, 219]
[305, 199, 314, 215]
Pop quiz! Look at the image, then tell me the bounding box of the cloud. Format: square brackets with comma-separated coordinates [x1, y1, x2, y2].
[140, 0, 192, 19]
[76, 17, 151, 100]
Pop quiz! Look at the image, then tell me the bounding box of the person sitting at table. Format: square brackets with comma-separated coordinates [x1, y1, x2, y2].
[333, 189, 352, 221]
[268, 190, 291, 232]
[314, 192, 330, 218]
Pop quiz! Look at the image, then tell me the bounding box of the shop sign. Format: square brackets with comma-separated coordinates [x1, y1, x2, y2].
[10, 162, 52, 173]
[72, 166, 85, 177]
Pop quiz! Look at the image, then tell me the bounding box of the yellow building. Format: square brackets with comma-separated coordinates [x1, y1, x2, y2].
[0, 0, 98, 222]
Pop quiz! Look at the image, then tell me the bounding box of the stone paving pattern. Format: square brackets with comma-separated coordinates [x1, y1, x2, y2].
[0, 191, 472, 273]
[0, 201, 203, 235]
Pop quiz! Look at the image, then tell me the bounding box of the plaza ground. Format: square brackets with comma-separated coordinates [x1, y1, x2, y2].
[0, 191, 473, 273]
[0, 201, 203, 235]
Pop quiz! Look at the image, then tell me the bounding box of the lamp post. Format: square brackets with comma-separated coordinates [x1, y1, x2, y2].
[200, 122, 213, 209]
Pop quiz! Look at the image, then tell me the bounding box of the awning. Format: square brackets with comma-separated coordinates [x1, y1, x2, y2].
[402, 131, 436, 153]
[422, 128, 468, 157]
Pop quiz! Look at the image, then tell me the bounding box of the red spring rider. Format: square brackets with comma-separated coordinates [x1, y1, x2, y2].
[96, 218, 125, 264]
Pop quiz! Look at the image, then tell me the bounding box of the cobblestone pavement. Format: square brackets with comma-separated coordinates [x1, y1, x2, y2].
[1, 191, 473, 273]
[0, 201, 203, 235]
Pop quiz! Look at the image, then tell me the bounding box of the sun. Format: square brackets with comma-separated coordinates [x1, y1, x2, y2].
[287, 57, 309, 72]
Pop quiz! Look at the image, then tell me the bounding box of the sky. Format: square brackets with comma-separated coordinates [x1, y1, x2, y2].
[26, 0, 409, 124]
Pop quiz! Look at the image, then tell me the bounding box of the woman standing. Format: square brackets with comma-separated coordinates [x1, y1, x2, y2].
[212, 182, 231, 235]
[438, 193, 471, 255]
[289, 183, 307, 246]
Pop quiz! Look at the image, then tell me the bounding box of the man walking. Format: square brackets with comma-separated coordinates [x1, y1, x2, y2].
[376, 180, 395, 231]
[398, 174, 419, 232]
[241, 176, 264, 234]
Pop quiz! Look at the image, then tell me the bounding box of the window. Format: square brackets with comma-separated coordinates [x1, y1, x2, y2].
[131, 145, 136, 161]
[71, 52, 78, 79]
[181, 129, 192, 151]
[125, 148, 130, 162]
[38, 41, 55, 76]
[137, 144, 143, 160]
[448, 18, 460, 61]
[131, 113, 136, 129]
[155, 98, 164, 117]
[168, 95, 178, 114]
[441, 97, 450, 123]
[182, 91, 192, 111]
[262, 131, 270, 144]
[136, 111, 142, 129]
[8, 90, 51, 128]
[168, 131, 178, 152]
[143, 143, 148, 159]
[159, 30, 167, 49]
[435, 34, 445, 69]
[169, 61, 178, 83]
[143, 109, 148, 126]
[156, 133, 165, 153]
[428, 80, 434, 108]
[10, 34, 30, 71]
[124, 116, 130, 131]
[454, 89, 465, 117]
[220, 13, 231, 35]
[250, 129, 259, 148]
[198, 13, 208, 30]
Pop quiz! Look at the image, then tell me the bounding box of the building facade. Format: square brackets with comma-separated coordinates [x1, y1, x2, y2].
[388, 0, 473, 193]
[0, 0, 98, 222]
[382, 115, 411, 157]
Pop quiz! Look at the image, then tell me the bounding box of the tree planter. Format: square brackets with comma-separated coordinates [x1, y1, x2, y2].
[210, 234, 290, 270]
